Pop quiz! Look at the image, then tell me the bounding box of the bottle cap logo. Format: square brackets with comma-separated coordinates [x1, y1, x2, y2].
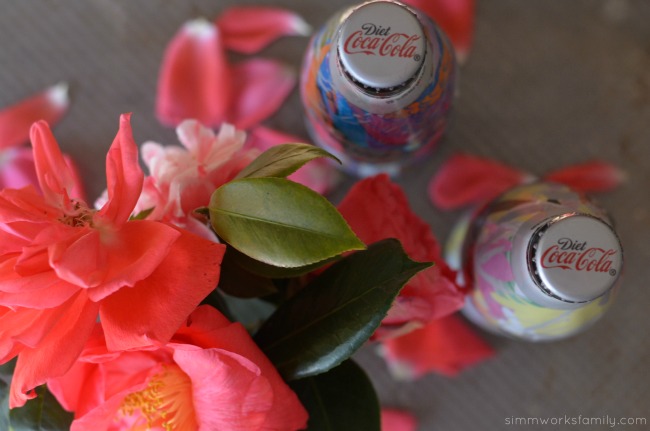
[531, 214, 623, 303]
[337, 1, 425, 90]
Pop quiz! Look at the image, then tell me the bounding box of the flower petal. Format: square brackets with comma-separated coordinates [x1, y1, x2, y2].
[49, 221, 180, 300]
[228, 59, 296, 130]
[156, 18, 231, 127]
[216, 6, 311, 54]
[247, 125, 339, 194]
[99, 227, 225, 350]
[173, 347, 273, 431]
[339, 174, 465, 337]
[428, 153, 527, 210]
[380, 313, 494, 380]
[95, 114, 144, 228]
[0, 83, 69, 150]
[174, 308, 309, 430]
[9, 291, 99, 408]
[0, 147, 38, 190]
[543, 160, 626, 193]
[402, 0, 475, 63]
[381, 408, 418, 431]
[29, 120, 76, 207]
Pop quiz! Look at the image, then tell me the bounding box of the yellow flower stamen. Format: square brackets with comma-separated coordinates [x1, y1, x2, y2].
[119, 364, 198, 431]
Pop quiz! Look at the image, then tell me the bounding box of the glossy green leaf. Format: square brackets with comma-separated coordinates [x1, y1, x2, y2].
[209, 177, 365, 268]
[254, 239, 432, 380]
[218, 246, 278, 298]
[227, 245, 339, 279]
[290, 360, 380, 431]
[235, 143, 340, 180]
[9, 385, 73, 431]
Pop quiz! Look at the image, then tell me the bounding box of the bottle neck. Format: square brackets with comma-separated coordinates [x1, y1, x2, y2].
[328, 0, 437, 114]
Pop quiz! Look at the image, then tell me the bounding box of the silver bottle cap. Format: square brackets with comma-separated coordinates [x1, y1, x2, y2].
[528, 214, 623, 303]
[337, 1, 426, 92]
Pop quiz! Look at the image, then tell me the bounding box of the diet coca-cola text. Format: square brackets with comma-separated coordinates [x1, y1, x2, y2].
[540, 238, 617, 273]
[343, 23, 420, 58]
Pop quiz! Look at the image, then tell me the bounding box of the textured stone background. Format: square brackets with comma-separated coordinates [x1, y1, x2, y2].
[1, 1, 648, 429]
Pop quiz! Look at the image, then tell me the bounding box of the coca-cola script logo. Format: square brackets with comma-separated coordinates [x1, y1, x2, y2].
[343, 23, 421, 60]
[540, 237, 618, 275]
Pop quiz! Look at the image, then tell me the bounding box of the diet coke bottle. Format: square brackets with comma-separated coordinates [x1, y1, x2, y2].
[300, 0, 456, 177]
[445, 182, 624, 341]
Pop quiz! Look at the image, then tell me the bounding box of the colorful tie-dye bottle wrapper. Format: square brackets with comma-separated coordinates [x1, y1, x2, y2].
[299, 0, 457, 177]
[445, 183, 624, 341]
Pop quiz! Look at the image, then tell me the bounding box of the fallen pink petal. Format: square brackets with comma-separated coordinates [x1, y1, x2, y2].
[381, 408, 418, 431]
[543, 160, 626, 193]
[0, 83, 69, 151]
[428, 152, 528, 210]
[216, 6, 311, 54]
[402, 0, 476, 62]
[380, 313, 495, 379]
[228, 58, 296, 129]
[156, 19, 231, 127]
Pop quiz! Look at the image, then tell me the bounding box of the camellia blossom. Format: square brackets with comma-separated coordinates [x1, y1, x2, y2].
[47, 305, 308, 431]
[402, 0, 476, 63]
[0, 114, 225, 408]
[0, 83, 82, 193]
[337, 174, 465, 340]
[380, 313, 495, 379]
[156, 9, 300, 129]
[428, 152, 626, 210]
[131, 120, 257, 238]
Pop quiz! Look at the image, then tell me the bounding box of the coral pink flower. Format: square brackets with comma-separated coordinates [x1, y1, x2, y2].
[380, 313, 494, 379]
[216, 6, 311, 54]
[247, 125, 339, 195]
[47, 305, 308, 431]
[337, 174, 464, 340]
[0, 114, 225, 408]
[156, 12, 298, 129]
[381, 408, 418, 431]
[132, 120, 256, 238]
[0, 83, 74, 191]
[402, 0, 476, 63]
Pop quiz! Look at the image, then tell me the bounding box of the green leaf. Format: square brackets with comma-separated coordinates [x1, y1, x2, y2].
[235, 143, 340, 180]
[254, 239, 432, 380]
[9, 385, 73, 431]
[290, 360, 380, 431]
[129, 207, 154, 220]
[227, 245, 339, 279]
[218, 246, 278, 298]
[209, 177, 365, 268]
[0, 360, 13, 431]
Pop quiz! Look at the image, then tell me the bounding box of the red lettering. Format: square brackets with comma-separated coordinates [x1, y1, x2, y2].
[542, 245, 617, 273]
[343, 29, 421, 58]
